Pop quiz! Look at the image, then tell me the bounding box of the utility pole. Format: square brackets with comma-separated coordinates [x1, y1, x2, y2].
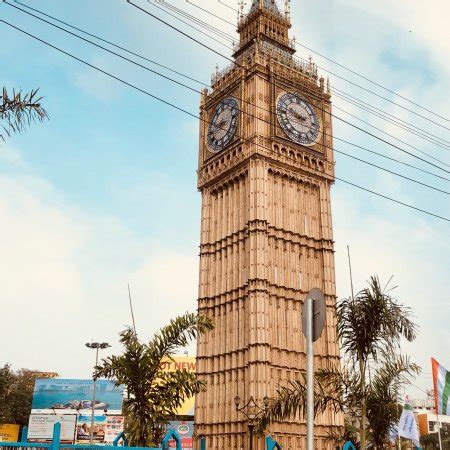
[85, 342, 110, 444]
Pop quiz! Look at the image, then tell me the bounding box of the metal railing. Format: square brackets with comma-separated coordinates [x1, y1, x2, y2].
[0, 423, 288, 450]
[0, 424, 181, 450]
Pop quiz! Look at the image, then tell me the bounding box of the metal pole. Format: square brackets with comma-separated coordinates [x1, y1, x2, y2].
[248, 424, 254, 450]
[437, 415, 443, 450]
[89, 347, 99, 444]
[306, 297, 314, 450]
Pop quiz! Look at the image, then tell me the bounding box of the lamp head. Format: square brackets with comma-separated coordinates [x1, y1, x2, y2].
[234, 395, 241, 409]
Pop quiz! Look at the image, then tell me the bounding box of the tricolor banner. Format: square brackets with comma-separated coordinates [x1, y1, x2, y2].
[432, 358, 450, 415]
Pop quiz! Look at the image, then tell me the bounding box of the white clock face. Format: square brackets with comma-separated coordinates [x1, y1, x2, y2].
[207, 98, 239, 152]
[276, 92, 320, 145]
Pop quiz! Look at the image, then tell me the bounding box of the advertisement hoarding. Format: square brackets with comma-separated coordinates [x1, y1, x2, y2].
[75, 415, 124, 444]
[32, 379, 124, 415]
[105, 416, 125, 444]
[76, 415, 106, 443]
[161, 357, 196, 416]
[28, 414, 76, 442]
[0, 424, 20, 442]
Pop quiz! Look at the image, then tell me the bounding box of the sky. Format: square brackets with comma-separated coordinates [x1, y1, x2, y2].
[0, 0, 449, 400]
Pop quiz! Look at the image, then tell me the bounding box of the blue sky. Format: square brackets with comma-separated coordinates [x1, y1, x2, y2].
[1, 0, 449, 399]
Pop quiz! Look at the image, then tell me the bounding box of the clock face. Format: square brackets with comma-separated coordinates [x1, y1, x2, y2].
[207, 97, 239, 152]
[276, 92, 320, 145]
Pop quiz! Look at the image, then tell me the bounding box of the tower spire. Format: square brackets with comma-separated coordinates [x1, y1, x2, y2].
[250, 0, 281, 13]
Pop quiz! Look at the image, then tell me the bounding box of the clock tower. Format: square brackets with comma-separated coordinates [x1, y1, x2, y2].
[195, 1, 343, 448]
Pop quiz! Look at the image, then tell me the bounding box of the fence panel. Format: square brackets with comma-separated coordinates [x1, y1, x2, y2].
[0, 423, 181, 450]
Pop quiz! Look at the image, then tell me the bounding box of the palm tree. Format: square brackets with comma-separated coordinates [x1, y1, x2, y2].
[94, 312, 214, 447]
[1, 87, 48, 140]
[337, 276, 417, 448]
[259, 276, 419, 449]
[366, 358, 416, 449]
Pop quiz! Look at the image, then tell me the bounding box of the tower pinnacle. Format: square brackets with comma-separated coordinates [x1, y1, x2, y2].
[250, 0, 280, 14]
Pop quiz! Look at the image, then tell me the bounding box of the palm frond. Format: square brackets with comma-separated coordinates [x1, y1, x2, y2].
[0, 87, 49, 140]
[94, 313, 214, 446]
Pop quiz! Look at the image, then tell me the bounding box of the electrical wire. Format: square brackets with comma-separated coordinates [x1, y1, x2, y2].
[158, 0, 450, 147]
[214, 0, 449, 124]
[12, 0, 207, 87]
[4, 1, 449, 194]
[332, 103, 450, 172]
[126, 0, 450, 174]
[2, 19, 449, 223]
[143, 0, 450, 169]
[332, 88, 450, 149]
[9, 0, 449, 183]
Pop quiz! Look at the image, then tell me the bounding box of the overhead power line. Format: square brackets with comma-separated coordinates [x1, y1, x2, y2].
[143, 0, 450, 167]
[10, 0, 449, 184]
[5, 1, 449, 194]
[2, 20, 449, 223]
[125, 0, 450, 174]
[331, 88, 450, 149]
[332, 103, 450, 171]
[159, 0, 450, 147]
[213, 0, 449, 124]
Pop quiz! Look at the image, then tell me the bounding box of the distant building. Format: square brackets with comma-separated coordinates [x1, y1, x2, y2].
[410, 397, 435, 414]
[417, 413, 450, 436]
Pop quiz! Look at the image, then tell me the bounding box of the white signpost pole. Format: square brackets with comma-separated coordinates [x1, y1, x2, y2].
[302, 288, 326, 450]
[306, 297, 314, 450]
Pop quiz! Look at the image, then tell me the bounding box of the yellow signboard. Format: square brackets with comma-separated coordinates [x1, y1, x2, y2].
[0, 424, 20, 442]
[161, 356, 196, 416]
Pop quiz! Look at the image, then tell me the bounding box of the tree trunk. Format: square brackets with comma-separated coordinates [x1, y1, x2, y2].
[359, 357, 367, 450]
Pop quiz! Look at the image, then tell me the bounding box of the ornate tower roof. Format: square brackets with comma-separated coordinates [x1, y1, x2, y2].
[234, 0, 294, 59]
[249, 0, 281, 14]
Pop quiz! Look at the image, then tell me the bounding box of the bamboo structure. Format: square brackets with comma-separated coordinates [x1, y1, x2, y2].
[195, 1, 343, 448]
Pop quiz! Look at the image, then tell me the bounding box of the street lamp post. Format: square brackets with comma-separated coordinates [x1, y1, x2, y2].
[234, 395, 270, 450]
[85, 342, 110, 444]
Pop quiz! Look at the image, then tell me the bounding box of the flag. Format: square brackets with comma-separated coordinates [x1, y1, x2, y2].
[397, 398, 421, 448]
[432, 358, 450, 415]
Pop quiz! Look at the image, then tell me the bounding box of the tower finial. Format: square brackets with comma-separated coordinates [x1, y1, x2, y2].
[239, 0, 245, 19]
[285, 0, 291, 20]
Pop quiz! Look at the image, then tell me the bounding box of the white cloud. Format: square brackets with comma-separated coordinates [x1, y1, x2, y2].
[341, 0, 450, 74]
[0, 159, 198, 377]
[333, 185, 450, 396]
[0, 143, 26, 167]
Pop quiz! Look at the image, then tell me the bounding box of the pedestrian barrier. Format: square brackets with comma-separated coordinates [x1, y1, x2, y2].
[0, 423, 181, 450]
[342, 443, 356, 450]
[265, 435, 282, 450]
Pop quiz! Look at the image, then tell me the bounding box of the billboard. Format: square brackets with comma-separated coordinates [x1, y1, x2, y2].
[32, 379, 124, 415]
[75, 415, 124, 444]
[76, 415, 106, 443]
[0, 424, 20, 442]
[167, 421, 194, 450]
[28, 414, 77, 442]
[105, 416, 125, 444]
[161, 357, 196, 416]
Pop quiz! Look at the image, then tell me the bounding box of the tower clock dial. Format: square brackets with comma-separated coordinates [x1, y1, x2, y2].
[207, 97, 239, 152]
[276, 92, 320, 145]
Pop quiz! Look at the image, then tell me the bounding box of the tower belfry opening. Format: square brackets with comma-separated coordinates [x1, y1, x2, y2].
[195, 1, 343, 448]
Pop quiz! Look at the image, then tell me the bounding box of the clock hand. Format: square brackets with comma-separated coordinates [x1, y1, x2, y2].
[288, 108, 307, 123]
